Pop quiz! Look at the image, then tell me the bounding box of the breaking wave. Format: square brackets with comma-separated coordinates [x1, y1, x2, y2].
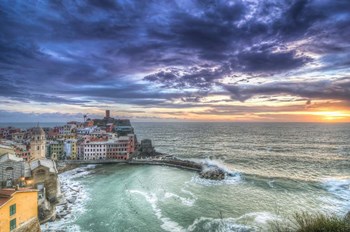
[320, 177, 350, 215]
[129, 189, 280, 232]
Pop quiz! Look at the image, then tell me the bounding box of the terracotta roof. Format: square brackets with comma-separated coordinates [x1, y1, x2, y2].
[0, 188, 37, 197]
[0, 188, 37, 207]
[0, 197, 11, 207]
[0, 189, 16, 197]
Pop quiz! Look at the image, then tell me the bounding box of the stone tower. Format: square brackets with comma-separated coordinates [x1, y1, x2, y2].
[30, 126, 46, 160]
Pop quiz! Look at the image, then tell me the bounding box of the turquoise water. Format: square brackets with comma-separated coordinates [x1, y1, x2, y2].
[36, 122, 350, 231]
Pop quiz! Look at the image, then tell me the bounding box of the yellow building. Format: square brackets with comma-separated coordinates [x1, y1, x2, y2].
[0, 188, 38, 232]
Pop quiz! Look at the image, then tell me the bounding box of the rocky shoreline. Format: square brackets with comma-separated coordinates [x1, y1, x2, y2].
[41, 159, 232, 230]
[41, 165, 93, 231]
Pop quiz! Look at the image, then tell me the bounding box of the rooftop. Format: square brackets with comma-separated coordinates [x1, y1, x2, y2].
[0, 188, 38, 207]
[32, 126, 45, 135]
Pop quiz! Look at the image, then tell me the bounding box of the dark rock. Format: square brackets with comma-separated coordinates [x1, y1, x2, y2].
[200, 167, 225, 180]
[67, 196, 77, 204]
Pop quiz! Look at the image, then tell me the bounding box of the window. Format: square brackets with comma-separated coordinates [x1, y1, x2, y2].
[10, 218, 16, 230]
[10, 204, 16, 216]
[35, 169, 46, 176]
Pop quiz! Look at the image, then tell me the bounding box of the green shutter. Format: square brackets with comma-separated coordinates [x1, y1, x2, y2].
[10, 204, 16, 216]
[10, 218, 16, 230]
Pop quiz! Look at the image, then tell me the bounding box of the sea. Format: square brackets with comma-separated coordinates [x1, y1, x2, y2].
[1, 122, 350, 231]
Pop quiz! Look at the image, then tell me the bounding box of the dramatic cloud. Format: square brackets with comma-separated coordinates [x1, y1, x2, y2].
[0, 0, 349, 121]
[223, 77, 350, 102]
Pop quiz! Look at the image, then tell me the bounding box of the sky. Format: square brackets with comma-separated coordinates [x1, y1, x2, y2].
[0, 0, 350, 122]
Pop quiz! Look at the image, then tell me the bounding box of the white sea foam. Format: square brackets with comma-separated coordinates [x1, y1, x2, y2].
[181, 187, 198, 200]
[267, 179, 275, 188]
[320, 177, 350, 215]
[237, 211, 282, 224]
[128, 190, 186, 232]
[164, 192, 195, 206]
[188, 217, 253, 232]
[129, 188, 280, 232]
[187, 211, 280, 232]
[41, 166, 93, 232]
[191, 172, 241, 186]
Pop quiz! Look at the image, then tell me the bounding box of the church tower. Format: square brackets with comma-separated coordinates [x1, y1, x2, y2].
[30, 126, 46, 160]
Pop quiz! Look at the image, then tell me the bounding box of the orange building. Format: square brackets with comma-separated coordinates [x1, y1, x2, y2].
[0, 188, 38, 232]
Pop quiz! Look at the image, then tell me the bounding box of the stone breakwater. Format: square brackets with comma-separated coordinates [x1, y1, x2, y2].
[63, 158, 233, 181]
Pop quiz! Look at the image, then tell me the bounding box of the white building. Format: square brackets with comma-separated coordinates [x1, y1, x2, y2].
[82, 141, 108, 160]
[79, 134, 136, 160]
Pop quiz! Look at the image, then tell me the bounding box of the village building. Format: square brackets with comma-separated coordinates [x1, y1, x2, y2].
[0, 154, 31, 188]
[0, 188, 40, 232]
[0, 144, 15, 156]
[79, 134, 136, 160]
[47, 140, 64, 161]
[29, 127, 46, 161]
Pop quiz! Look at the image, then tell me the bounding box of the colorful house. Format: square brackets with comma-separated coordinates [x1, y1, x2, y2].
[0, 188, 39, 231]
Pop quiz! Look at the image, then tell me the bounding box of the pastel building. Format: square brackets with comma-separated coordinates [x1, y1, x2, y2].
[79, 134, 136, 160]
[48, 140, 64, 160]
[0, 188, 39, 232]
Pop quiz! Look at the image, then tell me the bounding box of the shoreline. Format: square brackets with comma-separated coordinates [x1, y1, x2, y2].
[41, 166, 93, 231]
[45, 162, 350, 231]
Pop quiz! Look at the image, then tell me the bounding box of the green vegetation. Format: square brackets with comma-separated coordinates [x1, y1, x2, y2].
[271, 212, 350, 232]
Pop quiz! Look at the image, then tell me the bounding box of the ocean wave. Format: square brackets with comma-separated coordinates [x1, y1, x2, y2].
[191, 172, 242, 186]
[320, 177, 350, 215]
[187, 211, 281, 232]
[188, 217, 253, 232]
[128, 190, 186, 232]
[163, 192, 196, 207]
[128, 189, 280, 232]
[181, 188, 198, 200]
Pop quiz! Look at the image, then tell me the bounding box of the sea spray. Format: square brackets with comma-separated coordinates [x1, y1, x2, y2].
[41, 166, 92, 232]
[320, 177, 350, 215]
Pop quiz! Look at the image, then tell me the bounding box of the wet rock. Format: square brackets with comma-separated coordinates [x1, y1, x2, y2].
[67, 196, 77, 204]
[200, 167, 225, 180]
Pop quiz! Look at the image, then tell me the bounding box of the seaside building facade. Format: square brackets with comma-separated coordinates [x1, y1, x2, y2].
[79, 134, 136, 160]
[48, 140, 64, 160]
[0, 188, 39, 232]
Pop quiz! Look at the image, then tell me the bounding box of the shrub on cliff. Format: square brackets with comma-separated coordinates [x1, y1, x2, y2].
[271, 212, 350, 232]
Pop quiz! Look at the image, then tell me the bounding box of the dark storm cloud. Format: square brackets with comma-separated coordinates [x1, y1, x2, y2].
[144, 64, 230, 89]
[0, 0, 349, 107]
[223, 78, 350, 102]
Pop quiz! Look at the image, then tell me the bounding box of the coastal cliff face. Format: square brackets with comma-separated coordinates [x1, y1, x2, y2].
[32, 162, 61, 223]
[13, 217, 41, 232]
[38, 197, 56, 222]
